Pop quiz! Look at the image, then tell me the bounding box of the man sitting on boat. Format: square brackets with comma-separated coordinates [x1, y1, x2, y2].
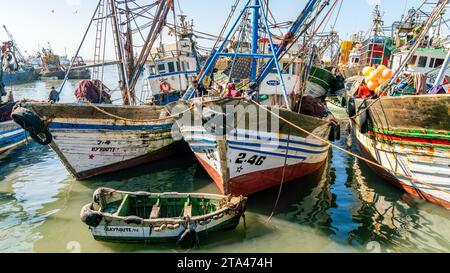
[48, 86, 60, 103]
[356, 79, 374, 99]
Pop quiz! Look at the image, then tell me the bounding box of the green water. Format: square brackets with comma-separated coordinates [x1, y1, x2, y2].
[1, 70, 450, 253]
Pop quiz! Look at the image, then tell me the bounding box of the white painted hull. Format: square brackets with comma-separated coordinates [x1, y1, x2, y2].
[47, 118, 177, 179]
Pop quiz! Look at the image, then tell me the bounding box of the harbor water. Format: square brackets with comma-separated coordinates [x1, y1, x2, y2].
[1, 67, 450, 253]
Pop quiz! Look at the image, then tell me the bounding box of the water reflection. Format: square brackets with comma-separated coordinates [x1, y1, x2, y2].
[1, 74, 450, 252]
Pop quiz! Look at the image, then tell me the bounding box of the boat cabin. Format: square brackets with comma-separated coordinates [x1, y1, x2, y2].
[143, 38, 198, 105]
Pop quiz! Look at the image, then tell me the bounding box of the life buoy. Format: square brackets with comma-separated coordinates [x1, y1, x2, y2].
[2, 51, 18, 71]
[160, 82, 171, 94]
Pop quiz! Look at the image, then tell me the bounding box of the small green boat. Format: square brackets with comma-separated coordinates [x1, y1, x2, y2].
[80, 188, 247, 247]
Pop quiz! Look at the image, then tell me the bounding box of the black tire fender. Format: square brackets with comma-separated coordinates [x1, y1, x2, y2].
[346, 97, 356, 117]
[80, 204, 103, 227]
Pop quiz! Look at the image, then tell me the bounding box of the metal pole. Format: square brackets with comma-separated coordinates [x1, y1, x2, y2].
[250, 0, 260, 81]
[433, 49, 450, 87]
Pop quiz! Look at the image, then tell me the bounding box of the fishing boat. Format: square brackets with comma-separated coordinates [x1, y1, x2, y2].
[142, 15, 199, 106]
[12, 0, 181, 179]
[80, 188, 247, 245]
[0, 105, 26, 157]
[62, 56, 91, 80]
[347, 0, 450, 208]
[0, 44, 27, 156]
[38, 44, 65, 80]
[167, 0, 338, 196]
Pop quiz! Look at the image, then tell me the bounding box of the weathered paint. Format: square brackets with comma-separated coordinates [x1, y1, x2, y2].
[21, 103, 181, 179]
[170, 98, 332, 196]
[351, 95, 450, 208]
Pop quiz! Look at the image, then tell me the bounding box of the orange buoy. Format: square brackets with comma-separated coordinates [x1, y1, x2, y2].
[367, 80, 379, 91]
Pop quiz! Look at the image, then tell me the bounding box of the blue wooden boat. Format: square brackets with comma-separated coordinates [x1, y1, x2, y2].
[2, 66, 38, 86]
[0, 104, 26, 157]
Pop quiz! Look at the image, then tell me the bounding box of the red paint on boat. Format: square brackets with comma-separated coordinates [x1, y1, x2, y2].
[195, 154, 326, 196]
[356, 137, 450, 209]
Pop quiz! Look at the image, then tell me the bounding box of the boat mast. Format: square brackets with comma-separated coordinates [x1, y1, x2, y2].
[124, 0, 136, 105]
[109, 0, 132, 105]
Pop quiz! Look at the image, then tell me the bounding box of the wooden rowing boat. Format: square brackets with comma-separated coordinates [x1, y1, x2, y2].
[80, 188, 247, 246]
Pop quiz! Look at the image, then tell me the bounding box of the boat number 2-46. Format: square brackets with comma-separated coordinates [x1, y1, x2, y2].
[235, 153, 266, 166]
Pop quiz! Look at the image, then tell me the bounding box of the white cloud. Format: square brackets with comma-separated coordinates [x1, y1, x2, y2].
[367, 0, 381, 5]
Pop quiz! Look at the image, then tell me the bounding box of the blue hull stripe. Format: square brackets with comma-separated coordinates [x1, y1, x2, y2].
[146, 70, 198, 79]
[186, 138, 327, 155]
[0, 131, 26, 147]
[185, 131, 328, 148]
[49, 122, 173, 131]
[228, 141, 327, 154]
[0, 128, 23, 136]
[228, 145, 307, 160]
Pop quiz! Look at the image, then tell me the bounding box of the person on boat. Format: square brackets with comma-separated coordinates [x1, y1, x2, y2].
[48, 86, 60, 102]
[190, 79, 208, 97]
[356, 80, 373, 99]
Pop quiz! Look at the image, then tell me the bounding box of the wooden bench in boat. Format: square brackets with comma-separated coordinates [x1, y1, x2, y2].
[150, 198, 161, 219]
[184, 201, 192, 217]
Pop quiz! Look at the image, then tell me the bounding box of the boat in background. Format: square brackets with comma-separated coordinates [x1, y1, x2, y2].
[81, 188, 247, 246]
[38, 44, 65, 79]
[64, 56, 91, 80]
[0, 44, 27, 157]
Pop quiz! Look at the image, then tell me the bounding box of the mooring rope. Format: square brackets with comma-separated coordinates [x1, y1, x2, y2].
[82, 99, 193, 123]
[250, 99, 450, 196]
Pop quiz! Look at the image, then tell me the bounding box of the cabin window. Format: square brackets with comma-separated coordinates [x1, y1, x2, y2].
[417, 56, 427, 67]
[176, 62, 181, 71]
[282, 63, 290, 74]
[157, 63, 166, 73]
[434, 58, 444, 68]
[186, 62, 190, 70]
[429, 58, 435, 68]
[408, 55, 417, 65]
[292, 64, 297, 76]
[148, 65, 156, 75]
[168, 62, 175, 73]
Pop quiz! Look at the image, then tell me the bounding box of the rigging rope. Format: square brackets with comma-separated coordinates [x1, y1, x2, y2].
[250, 99, 450, 196]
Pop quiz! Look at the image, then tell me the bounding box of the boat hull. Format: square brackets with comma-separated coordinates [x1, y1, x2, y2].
[169, 98, 332, 196]
[82, 190, 247, 243]
[350, 95, 450, 208]
[2, 70, 38, 85]
[0, 120, 27, 156]
[19, 103, 181, 179]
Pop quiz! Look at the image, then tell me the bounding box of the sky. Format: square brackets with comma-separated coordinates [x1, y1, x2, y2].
[0, 0, 427, 61]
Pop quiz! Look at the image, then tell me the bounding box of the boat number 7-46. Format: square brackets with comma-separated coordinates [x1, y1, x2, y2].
[235, 153, 266, 166]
